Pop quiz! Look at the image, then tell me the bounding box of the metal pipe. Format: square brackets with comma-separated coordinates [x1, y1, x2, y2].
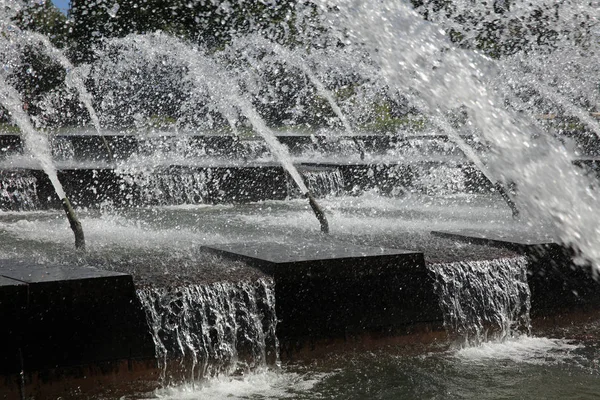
[306, 192, 330, 234]
[494, 181, 519, 218]
[62, 197, 86, 250]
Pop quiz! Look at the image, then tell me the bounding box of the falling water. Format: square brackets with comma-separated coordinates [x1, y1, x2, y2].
[302, 168, 345, 197]
[0, 73, 66, 200]
[24, 32, 110, 151]
[125, 169, 211, 206]
[136, 278, 278, 384]
[0, 172, 38, 210]
[327, 0, 600, 270]
[429, 256, 531, 345]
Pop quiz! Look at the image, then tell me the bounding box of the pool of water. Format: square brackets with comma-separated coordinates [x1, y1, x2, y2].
[3, 193, 587, 400]
[0, 192, 531, 284]
[145, 330, 600, 400]
[0, 193, 528, 257]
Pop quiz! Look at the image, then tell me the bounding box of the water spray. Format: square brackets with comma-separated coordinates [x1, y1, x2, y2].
[237, 38, 366, 160]
[25, 32, 114, 162]
[410, 96, 521, 219]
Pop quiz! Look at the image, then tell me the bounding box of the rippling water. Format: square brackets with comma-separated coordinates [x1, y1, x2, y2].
[145, 333, 600, 400]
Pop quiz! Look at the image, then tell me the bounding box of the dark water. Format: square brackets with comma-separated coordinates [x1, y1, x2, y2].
[145, 331, 600, 400]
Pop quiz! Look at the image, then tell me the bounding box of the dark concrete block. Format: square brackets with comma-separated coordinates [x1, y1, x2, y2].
[3, 157, 504, 210]
[58, 169, 135, 208]
[67, 135, 138, 161]
[207, 166, 289, 203]
[29, 165, 291, 208]
[0, 263, 126, 283]
[0, 276, 27, 374]
[0, 261, 155, 373]
[275, 135, 319, 155]
[302, 162, 414, 195]
[202, 241, 438, 341]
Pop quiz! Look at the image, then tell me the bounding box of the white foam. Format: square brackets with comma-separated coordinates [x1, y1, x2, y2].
[453, 336, 581, 365]
[0, 213, 229, 250]
[150, 370, 323, 400]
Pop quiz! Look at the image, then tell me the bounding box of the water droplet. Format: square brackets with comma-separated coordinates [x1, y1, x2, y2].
[108, 3, 120, 18]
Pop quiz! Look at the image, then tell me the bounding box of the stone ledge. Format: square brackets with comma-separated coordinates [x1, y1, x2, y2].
[0, 261, 155, 375]
[202, 240, 439, 341]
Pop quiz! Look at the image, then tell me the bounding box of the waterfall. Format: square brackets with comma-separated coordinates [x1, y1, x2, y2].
[125, 169, 211, 206]
[302, 168, 345, 197]
[0, 172, 39, 211]
[429, 256, 531, 345]
[136, 278, 278, 384]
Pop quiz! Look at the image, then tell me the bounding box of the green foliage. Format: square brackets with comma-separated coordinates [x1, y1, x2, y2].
[69, 0, 300, 62]
[410, 0, 594, 57]
[2, 1, 69, 123]
[360, 101, 426, 133]
[0, 123, 21, 134]
[146, 115, 177, 130]
[13, 1, 69, 48]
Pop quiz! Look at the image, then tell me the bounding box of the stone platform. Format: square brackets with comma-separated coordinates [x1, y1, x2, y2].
[0, 261, 154, 377]
[202, 240, 441, 346]
[431, 229, 558, 250]
[6, 160, 492, 209]
[0, 131, 478, 160]
[1, 231, 600, 397]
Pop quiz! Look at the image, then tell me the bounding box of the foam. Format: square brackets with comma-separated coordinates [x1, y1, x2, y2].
[453, 336, 581, 365]
[151, 369, 324, 400]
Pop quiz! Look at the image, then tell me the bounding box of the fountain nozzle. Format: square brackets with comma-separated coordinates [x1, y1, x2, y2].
[306, 192, 330, 234]
[494, 182, 519, 219]
[62, 197, 86, 250]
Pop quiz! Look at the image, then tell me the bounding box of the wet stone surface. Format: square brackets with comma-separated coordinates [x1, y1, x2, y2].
[203, 240, 436, 340]
[0, 259, 155, 374]
[335, 231, 521, 264]
[79, 250, 269, 289]
[0, 260, 127, 283]
[0, 275, 24, 287]
[203, 239, 420, 265]
[431, 229, 558, 248]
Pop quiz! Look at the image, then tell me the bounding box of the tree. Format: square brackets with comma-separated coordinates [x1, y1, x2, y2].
[13, 0, 70, 48]
[69, 0, 300, 62]
[410, 0, 597, 57]
[4, 1, 69, 121]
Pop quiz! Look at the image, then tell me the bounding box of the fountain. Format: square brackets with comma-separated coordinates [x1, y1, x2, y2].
[0, 0, 600, 398]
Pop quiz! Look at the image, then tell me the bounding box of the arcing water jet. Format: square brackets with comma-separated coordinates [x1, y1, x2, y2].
[0, 73, 86, 250]
[24, 31, 114, 161]
[109, 33, 330, 234]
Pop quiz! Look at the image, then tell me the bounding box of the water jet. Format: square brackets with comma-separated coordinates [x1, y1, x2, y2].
[0, 0, 599, 398]
[0, 71, 86, 251]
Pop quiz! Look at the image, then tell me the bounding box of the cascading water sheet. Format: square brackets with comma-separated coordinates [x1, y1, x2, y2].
[136, 278, 278, 384]
[429, 256, 531, 345]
